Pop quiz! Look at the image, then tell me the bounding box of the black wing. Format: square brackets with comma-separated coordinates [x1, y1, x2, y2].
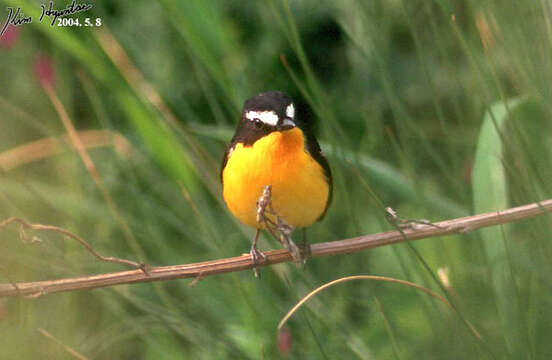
[220, 139, 236, 184]
[305, 132, 333, 221]
[297, 103, 332, 221]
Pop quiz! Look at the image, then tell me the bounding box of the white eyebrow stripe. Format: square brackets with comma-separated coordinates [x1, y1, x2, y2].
[245, 110, 279, 126]
[286, 104, 294, 119]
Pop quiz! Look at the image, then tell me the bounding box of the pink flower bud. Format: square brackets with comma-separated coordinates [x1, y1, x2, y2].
[0, 25, 19, 50]
[277, 328, 292, 356]
[33, 54, 55, 89]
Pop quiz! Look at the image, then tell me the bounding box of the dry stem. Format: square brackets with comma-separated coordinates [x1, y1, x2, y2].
[0, 199, 551, 298]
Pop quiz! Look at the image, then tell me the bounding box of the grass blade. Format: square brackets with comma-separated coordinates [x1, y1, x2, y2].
[472, 97, 526, 357]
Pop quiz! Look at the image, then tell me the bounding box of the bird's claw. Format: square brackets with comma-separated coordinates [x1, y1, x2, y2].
[250, 246, 266, 278]
[250, 246, 266, 264]
[298, 241, 311, 265]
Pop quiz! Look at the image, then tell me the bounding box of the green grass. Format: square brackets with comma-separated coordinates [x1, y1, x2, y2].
[1, 0, 552, 358]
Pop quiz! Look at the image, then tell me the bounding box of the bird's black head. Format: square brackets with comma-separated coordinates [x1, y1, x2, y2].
[234, 91, 297, 146]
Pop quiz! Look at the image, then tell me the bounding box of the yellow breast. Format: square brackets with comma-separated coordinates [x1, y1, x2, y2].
[222, 127, 330, 229]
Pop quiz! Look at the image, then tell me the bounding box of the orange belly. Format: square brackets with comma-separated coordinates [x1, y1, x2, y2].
[222, 127, 329, 229]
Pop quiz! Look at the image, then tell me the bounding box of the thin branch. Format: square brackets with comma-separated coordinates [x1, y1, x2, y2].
[277, 275, 452, 331]
[0, 199, 551, 298]
[38, 328, 89, 360]
[0, 217, 144, 270]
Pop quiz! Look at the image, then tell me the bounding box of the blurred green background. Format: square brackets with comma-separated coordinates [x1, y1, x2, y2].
[1, 0, 552, 358]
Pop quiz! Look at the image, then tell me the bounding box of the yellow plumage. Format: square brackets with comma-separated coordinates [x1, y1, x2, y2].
[222, 127, 330, 229]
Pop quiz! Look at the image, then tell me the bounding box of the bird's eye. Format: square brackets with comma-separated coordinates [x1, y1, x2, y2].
[254, 119, 263, 128]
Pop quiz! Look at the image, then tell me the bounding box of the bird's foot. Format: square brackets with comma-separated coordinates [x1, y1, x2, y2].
[298, 241, 311, 265]
[250, 245, 266, 278]
[280, 234, 305, 264]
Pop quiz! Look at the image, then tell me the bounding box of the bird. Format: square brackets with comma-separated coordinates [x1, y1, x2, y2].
[221, 91, 332, 269]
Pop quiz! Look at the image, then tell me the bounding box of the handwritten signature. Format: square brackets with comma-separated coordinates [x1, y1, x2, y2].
[1, 0, 93, 37]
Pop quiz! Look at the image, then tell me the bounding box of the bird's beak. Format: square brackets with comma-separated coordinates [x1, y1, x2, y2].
[277, 118, 295, 131]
